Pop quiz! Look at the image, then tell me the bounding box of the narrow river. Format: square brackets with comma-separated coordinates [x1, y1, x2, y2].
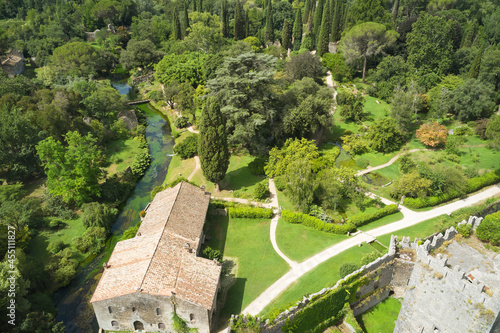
[54, 103, 174, 332]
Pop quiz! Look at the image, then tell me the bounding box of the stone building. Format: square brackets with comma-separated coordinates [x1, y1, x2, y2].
[90, 182, 221, 332]
[1, 49, 25, 77]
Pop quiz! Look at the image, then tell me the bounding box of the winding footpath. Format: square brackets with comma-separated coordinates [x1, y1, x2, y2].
[242, 182, 500, 316]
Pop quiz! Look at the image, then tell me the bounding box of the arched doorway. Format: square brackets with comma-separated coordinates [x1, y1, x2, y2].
[133, 321, 144, 330]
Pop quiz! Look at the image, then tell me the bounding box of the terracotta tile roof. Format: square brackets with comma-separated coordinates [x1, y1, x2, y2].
[90, 182, 220, 309]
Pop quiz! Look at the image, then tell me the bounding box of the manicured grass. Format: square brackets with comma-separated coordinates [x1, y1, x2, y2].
[260, 245, 374, 316]
[357, 297, 402, 333]
[276, 189, 296, 211]
[204, 216, 289, 321]
[190, 155, 264, 198]
[276, 218, 348, 262]
[163, 155, 196, 185]
[104, 138, 143, 176]
[358, 212, 404, 231]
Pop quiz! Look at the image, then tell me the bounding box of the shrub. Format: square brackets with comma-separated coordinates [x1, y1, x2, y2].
[253, 180, 270, 200]
[202, 246, 222, 262]
[346, 204, 399, 227]
[48, 218, 67, 230]
[120, 223, 140, 241]
[339, 263, 359, 278]
[139, 210, 146, 218]
[75, 226, 107, 255]
[46, 240, 67, 254]
[173, 134, 198, 159]
[456, 224, 472, 237]
[131, 150, 151, 177]
[174, 116, 189, 128]
[416, 122, 448, 147]
[454, 125, 472, 136]
[281, 210, 354, 234]
[361, 252, 381, 265]
[398, 154, 416, 174]
[476, 211, 500, 245]
[248, 157, 267, 176]
[227, 206, 273, 219]
[81, 202, 118, 234]
[356, 158, 369, 169]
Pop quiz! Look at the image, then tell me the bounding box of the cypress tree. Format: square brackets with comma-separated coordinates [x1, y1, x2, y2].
[245, 10, 249, 38]
[265, 0, 274, 43]
[318, 0, 331, 56]
[172, 9, 182, 40]
[392, 0, 399, 25]
[469, 45, 484, 79]
[281, 19, 292, 51]
[198, 96, 230, 192]
[302, 0, 312, 24]
[293, 8, 303, 51]
[193, 0, 196, 12]
[182, 4, 190, 38]
[313, 0, 324, 46]
[199, 0, 203, 12]
[234, 1, 243, 40]
[331, 0, 341, 42]
[221, 0, 229, 38]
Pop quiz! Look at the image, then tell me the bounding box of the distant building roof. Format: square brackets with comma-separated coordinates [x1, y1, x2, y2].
[90, 182, 220, 309]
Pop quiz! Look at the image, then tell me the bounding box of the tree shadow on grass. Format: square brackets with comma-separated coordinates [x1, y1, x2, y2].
[219, 277, 247, 329]
[222, 165, 262, 191]
[204, 214, 229, 256]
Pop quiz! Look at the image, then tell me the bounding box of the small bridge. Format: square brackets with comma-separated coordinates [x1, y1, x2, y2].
[126, 99, 152, 105]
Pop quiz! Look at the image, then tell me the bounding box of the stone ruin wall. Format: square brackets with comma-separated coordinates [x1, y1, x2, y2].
[231, 215, 488, 333]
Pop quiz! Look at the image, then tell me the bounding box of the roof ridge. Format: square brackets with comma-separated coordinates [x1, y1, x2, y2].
[138, 182, 183, 293]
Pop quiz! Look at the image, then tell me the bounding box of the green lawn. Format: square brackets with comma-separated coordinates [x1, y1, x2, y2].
[103, 138, 143, 176]
[276, 189, 296, 211]
[204, 216, 289, 322]
[276, 218, 348, 262]
[357, 297, 402, 333]
[190, 154, 264, 198]
[358, 212, 404, 231]
[163, 154, 196, 185]
[260, 245, 374, 316]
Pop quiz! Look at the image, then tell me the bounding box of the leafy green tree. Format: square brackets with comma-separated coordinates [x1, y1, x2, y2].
[173, 134, 198, 159]
[338, 90, 365, 122]
[331, 0, 342, 42]
[406, 13, 454, 78]
[234, 1, 244, 41]
[486, 116, 500, 150]
[0, 260, 30, 332]
[390, 172, 433, 199]
[154, 52, 206, 87]
[303, 0, 313, 24]
[119, 39, 162, 70]
[19, 312, 65, 333]
[444, 79, 495, 121]
[390, 82, 422, 134]
[183, 12, 225, 53]
[322, 53, 350, 82]
[398, 154, 416, 174]
[282, 78, 333, 139]
[285, 158, 316, 212]
[348, 0, 391, 27]
[265, 138, 319, 177]
[198, 97, 230, 192]
[312, 0, 324, 45]
[206, 53, 277, 152]
[367, 118, 403, 153]
[281, 19, 292, 50]
[468, 44, 484, 79]
[478, 49, 500, 91]
[182, 4, 190, 38]
[293, 8, 303, 51]
[416, 122, 448, 148]
[36, 131, 103, 206]
[370, 55, 408, 101]
[340, 133, 369, 155]
[340, 22, 398, 83]
[316, 166, 361, 212]
[272, 1, 294, 32]
[82, 86, 124, 120]
[49, 42, 112, 78]
[75, 226, 107, 255]
[285, 52, 324, 82]
[81, 202, 118, 234]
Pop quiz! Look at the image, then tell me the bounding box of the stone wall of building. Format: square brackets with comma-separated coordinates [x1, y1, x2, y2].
[92, 292, 212, 333]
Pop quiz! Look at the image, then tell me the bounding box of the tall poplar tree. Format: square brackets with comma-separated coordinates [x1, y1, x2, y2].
[198, 96, 230, 192]
[234, 1, 243, 40]
[281, 19, 292, 50]
[313, 0, 324, 46]
[331, 0, 342, 42]
[221, 0, 229, 38]
[318, 0, 331, 56]
[193, 0, 196, 12]
[265, 0, 274, 43]
[172, 9, 182, 40]
[244, 10, 249, 38]
[182, 4, 190, 38]
[293, 8, 303, 50]
[199, 0, 203, 12]
[302, 0, 312, 24]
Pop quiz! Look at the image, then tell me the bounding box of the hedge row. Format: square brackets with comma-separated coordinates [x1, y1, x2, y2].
[226, 206, 273, 219]
[404, 170, 500, 209]
[281, 210, 355, 234]
[346, 204, 399, 228]
[281, 205, 399, 235]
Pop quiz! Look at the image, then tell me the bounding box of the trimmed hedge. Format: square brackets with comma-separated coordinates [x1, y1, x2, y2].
[404, 170, 500, 209]
[226, 206, 273, 219]
[346, 204, 399, 227]
[281, 210, 355, 234]
[281, 205, 399, 235]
